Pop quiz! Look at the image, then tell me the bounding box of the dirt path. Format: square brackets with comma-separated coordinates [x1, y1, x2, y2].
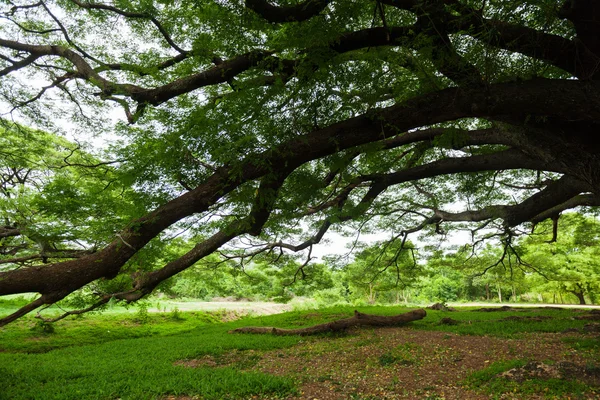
[150, 300, 600, 316]
[449, 302, 600, 309]
[148, 300, 292, 315]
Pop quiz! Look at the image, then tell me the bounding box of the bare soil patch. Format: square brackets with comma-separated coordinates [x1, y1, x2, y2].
[177, 326, 599, 399]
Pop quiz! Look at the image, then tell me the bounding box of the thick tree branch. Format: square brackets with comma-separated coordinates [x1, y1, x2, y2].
[231, 308, 426, 335]
[435, 175, 590, 227]
[0, 226, 20, 238]
[1, 78, 600, 323]
[531, 194, 600, 224]
[245, 0, 330, 23]
[0, 296, 46, 326]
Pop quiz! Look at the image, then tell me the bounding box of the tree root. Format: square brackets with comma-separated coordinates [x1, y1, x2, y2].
[229, 308, 426, 336]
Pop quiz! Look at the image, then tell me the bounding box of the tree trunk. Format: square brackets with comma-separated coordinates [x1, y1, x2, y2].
[230, 309, 426, 336]
[368, 283, 376, 304]
[497, 286, 502, 302]
[486, 283, 490, 301]
[569, 284, 587, 305]
[574, 291, 586, 305]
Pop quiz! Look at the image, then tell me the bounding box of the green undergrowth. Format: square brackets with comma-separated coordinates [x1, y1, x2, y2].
[411, 307, 594, 337]
[0, 315, 302, 400]
[1, 304, 598, 400]
[465, 360, 596, 399]
[0, 310, 223, 353]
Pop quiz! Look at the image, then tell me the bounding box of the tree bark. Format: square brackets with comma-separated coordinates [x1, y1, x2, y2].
[229, 309, 426, 336]
[571, 291, 586, 305]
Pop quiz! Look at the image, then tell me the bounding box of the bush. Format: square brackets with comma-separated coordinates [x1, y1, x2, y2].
[30, 320, 55, 334]
[419, 276, 462, 303]
[313, 288, 346, 307]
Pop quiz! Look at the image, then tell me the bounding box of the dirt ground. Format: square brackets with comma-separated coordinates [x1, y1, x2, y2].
[152, 300, 600, 317]
[148, 300, 292, 315]
[178, 326, 600, 399]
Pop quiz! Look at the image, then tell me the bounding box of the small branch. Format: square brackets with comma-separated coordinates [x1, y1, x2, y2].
[35, 295, 113, 323]
[0, 296, 46, 327]
[69, 0, 188, 54]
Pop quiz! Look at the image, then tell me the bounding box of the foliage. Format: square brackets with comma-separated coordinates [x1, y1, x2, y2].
[0, 123, 139, 269]
[2, 0, 600, 325]
[342, 239, 422, 303]
[519, 213, 600, 305]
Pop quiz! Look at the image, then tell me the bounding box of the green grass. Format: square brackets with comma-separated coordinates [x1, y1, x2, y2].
[1, 304, 598, 400]
[465, 360, 596, 399]
[0, 314, 302, 400]
[0, 311, 223, 353]
[410, 307, 593, 337]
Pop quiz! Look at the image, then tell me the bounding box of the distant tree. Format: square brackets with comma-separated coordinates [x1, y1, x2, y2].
[419, 250, 466, 302]
[343, 239, 421, 303]
[520, 213, 600, 305]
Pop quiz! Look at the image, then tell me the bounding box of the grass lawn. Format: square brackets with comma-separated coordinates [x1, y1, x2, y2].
[1, 302, 599, 399]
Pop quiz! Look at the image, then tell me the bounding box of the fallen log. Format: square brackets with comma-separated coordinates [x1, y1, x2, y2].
[229, 308, 426, 336]
[473, 306, 514, 312]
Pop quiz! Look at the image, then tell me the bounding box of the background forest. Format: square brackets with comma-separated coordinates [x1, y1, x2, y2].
[152, 211, 600, 307]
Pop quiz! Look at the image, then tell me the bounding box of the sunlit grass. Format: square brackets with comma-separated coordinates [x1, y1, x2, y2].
[465, 360, 596, 399]
[1, 304, 598, 399]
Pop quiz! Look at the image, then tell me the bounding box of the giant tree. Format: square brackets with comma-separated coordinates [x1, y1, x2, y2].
[1, 0, 600, 326]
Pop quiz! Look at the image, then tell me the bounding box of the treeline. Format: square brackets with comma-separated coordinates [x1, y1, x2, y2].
[152, 213, 599, 306]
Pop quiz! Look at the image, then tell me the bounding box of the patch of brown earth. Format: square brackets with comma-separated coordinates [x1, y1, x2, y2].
[175, 349, 262, 370]
[177, 327, 598, 399]
[575, 314, 600, 321]
[256, 329, 584, 399]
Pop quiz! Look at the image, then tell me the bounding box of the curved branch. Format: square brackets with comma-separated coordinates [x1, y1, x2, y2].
[531, 193, 600, 223]
[457, 16, 595, 79]
[362, 148, 557, 201]
[96, 52, 191, 76]
[1, 78, 599, 322]
[435, 175, 590, 227]
[35, 294, 113, 323]
[245, 0, 330, 23]
[69, 0, 187, 54]
[0, 54, 41, 77]
[377, 0, 590, 79]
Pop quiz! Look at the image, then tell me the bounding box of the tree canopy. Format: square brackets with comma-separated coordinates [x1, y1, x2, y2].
[1, 0, 600, 325]
[520, 213, 600, 304]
